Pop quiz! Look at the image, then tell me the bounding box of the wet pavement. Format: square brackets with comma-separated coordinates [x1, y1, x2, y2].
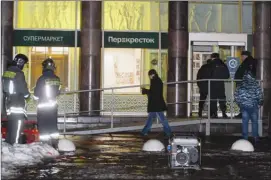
[6, 133, 271, 180]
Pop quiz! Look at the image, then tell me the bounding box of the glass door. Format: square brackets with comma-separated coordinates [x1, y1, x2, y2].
[190, 41, 245, 117]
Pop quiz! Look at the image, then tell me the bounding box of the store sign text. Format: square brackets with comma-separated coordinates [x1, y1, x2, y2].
[104, 32, 159, 49]
[23, 36, 64, 42]
[13, 30, 80, 47]
[108, 36, 155, 44]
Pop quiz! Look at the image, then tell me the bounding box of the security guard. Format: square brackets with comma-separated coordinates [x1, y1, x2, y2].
[34, 58, 61, 147]
[2, 54, 30, 145]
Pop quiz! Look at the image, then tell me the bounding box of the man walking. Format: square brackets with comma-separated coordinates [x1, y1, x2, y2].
[141, 69, 172, 137]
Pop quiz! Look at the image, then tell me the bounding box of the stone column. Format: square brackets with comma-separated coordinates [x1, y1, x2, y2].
[80, 1, 102, 116]
[253, 2, 271, 133]
[167, 1, 188, 117]
[1, 1, 13, 116]
[1, 1, 13, 73]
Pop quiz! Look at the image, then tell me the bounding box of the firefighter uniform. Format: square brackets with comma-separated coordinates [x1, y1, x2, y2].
[34, 58, 61, 146]
[2, 54, 30, 145]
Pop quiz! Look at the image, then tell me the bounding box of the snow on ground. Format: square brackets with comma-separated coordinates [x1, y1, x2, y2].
[1, 140, 59, 178]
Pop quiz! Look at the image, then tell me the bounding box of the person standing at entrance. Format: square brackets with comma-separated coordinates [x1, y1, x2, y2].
[34, 58, 61, 147]
[209, 53, 230, 118]
[2, 54, 31, 145]
[141, 69, 172, 137]
[197, 59, 212, 117]
[234, 51, 257, 118]
[234, 70, 263, 144]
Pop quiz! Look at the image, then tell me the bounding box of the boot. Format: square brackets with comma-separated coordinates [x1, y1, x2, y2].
[235, 113, 242, 118]
[198, 109, 202, 118]
[211, 112, 218, 118]
[253, 137, 259, 147]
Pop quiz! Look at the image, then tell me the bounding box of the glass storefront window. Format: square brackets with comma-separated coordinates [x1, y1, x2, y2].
[160, 2, 168, 32]
[188, 2, 251, 33]
[189, 3, 223, 32]
[30, 47, 69, 90]
[103, 1, 159, 31]
[242, 2, 253, 34]
[16, 1, 80, 29]
[15, 47, 80, 91]
[103, 48, 142, 93]
[103, 48, 168, 100]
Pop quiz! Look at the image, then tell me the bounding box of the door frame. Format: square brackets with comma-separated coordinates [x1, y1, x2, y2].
[187, 32, 248, 117]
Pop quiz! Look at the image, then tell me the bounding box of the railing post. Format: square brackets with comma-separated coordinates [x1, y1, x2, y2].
[111, 88, 114, 128]
[63, 92, 67, 136]
[206, 79, 211, 136]
[230, 79, 234, 119]
[63, 112, 66, 135]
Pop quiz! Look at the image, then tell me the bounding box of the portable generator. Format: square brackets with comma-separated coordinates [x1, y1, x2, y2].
[167, 136, 201, 169]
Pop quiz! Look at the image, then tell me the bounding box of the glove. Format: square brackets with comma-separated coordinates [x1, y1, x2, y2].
[141, 88, 148, 95]
[25, 95, 32, 103]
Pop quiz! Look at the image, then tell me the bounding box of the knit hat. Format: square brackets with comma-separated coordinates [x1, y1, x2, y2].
[241, 51, 251, 56]
[148, 69, 157, 76]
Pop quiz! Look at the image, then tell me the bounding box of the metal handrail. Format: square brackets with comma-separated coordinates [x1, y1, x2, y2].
[59, 78, 264, 135]
[6, 79, 262, 135]
[61, 79, 262, 95]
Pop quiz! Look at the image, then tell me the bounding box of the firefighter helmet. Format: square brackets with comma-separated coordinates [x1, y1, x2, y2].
[42, 58, 56, 71]
[12, 54, 29, 70]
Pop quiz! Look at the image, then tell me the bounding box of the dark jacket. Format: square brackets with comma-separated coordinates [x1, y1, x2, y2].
[197, 63, 212, 94]
[34, 70, 61, 103]
[142, 75, 167, 113]
[2, 66, 30, 108]
[234, 71, 263, 109]
[234, 56, 257, 81]
[210, 58, 230, 97]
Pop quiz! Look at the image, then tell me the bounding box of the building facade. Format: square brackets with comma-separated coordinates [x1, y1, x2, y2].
[1, 1, 271, 124]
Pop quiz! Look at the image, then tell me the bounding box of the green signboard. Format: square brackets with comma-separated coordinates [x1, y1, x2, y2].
[13, 30, 80, 47]
[13, 30, 169, 49]
[104, 31, 159, 49]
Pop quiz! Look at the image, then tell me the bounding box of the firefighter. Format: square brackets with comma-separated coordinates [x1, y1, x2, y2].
[33, 58, 61, 147]
[2, 54, 30, 145]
